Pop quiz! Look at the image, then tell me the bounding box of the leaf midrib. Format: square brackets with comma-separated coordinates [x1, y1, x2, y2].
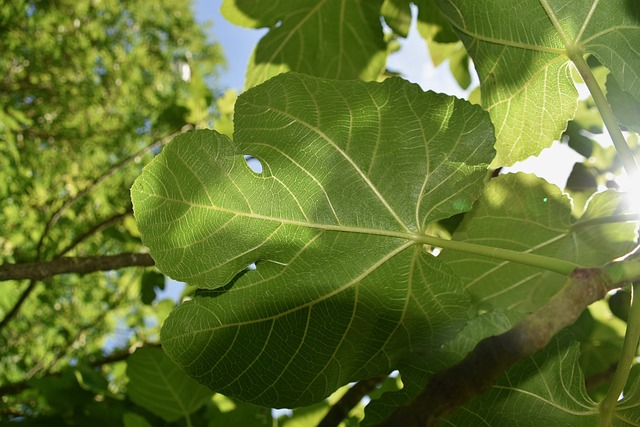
[141, 190, 420, 242]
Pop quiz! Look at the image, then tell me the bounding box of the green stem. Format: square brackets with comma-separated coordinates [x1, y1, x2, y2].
[606, 254, 640, 285]
[417, 234, 579, 276]
[599, 282, 640, 426]
[568, 50, 639, 177]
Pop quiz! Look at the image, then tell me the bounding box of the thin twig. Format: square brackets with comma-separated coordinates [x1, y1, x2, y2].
[0, 281, 38, 330]
[34, 274, 142, 379]
[317, 376, 386, 427]
[58, 208, 133, 256]
[0, 342, 160, 397]
[1, 129, 187, 332]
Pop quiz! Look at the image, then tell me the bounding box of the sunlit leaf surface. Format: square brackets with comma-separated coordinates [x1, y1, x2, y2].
[221, 0, 387, 88]
[440, 173, 638, 313]
[437, 0, 640, 165]
[132, 73, 495, 406]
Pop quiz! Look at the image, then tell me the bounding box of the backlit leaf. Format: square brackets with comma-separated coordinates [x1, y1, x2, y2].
[440, 173, 638, 314]
[607, 74, 640, 133]
[132, 73, 495, 406]
[221, 0, 387, 89]
[381, 0, 412, 38]
[442, 333, 599, 426]
[437, 0, 640, 166]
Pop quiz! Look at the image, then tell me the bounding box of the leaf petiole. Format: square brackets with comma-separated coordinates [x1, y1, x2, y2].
[415, 233, 579, 276]
[568, 51, 639, 178]
[599, 281, 640, 426]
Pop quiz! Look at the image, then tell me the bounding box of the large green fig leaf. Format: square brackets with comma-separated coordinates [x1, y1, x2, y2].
[221, 0, 387, 89]
[437, 0, 640, 166]
[132, 73, 495, 406]
[440, 173, 638, 314]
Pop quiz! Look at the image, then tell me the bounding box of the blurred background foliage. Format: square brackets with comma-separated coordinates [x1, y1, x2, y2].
[0, 0, 229, 424]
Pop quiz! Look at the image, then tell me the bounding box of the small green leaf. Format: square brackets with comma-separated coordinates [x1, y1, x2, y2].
[207, 395, 272, 427]
[126, 347, 213, 422]
[123, 412, 153, 427]
[221, 0, 388, 88]
[213, 89, 237, 139]
[617, 365, 640, 424]
[609, 288, 631, 322]
[448, 45, 471, 89]
[440, 173, 638, 314]
[381, 0, 412, 38]
[437, 0, 640, 166]
[139, 271, 165, 305]
[417, 0, 459, 44]
[132, 73, 495, 406]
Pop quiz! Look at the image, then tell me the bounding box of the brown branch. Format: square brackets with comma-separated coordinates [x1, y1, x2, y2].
[0, 381, 29, 397]
[0, 253, 154, 282]
[2, 130, 186, 331]
[317, 376, 386, 427]
[88, 342, 162, 368]
[376, 267, 613, 427]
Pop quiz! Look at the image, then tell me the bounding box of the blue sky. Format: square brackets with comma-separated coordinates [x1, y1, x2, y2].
[194, 1, 264, 91]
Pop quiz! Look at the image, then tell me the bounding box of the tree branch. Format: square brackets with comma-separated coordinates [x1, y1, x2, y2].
[317, 376, 386, 427]
[58, 209, 133, 256]
[0, 253, 154, 282]
[88, 343, 161, 368]
[377, 267, 618, 427]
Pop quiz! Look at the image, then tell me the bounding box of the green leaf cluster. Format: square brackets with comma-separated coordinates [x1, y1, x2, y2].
[0, 0, 228, 425]
[4, 0, 640, 426]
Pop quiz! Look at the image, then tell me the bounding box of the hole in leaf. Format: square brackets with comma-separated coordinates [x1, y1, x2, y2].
[244, 155, 263, 174]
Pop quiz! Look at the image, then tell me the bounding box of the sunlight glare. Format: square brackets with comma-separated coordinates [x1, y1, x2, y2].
[615, 171, 640, 214]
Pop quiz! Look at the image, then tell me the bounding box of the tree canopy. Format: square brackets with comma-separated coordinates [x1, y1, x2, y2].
[0, 0, 225, 424]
